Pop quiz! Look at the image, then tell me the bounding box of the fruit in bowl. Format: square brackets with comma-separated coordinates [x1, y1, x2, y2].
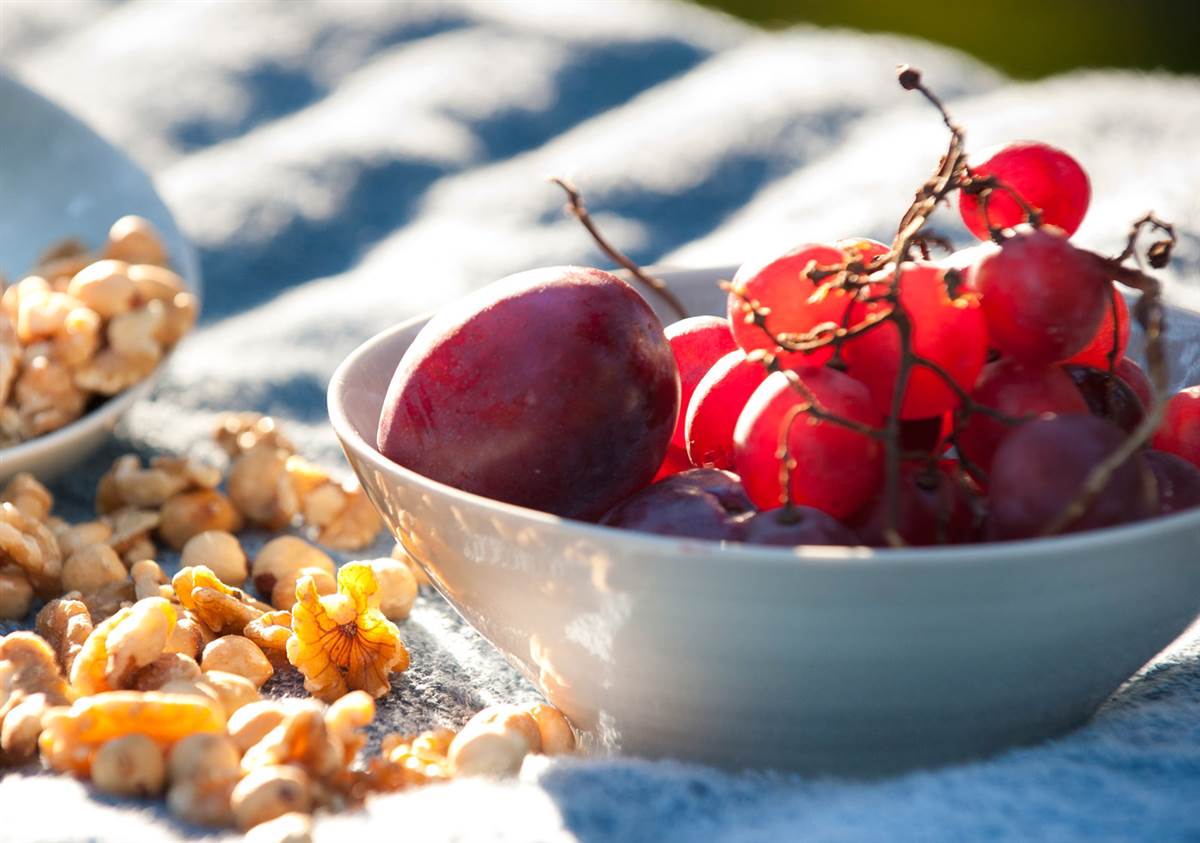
[372, 72, 1198, 548]
[330, 67, 1200, 773]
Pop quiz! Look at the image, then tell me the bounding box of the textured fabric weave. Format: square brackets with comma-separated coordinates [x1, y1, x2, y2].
[2, 1, 1199, 840]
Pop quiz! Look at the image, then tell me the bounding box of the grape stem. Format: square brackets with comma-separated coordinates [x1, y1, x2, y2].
[773, 368, 888, 440]
[776, 405, 806, 511]
[910, 355, 1026, 425]
[965, 175, 1045, 242]
[550, 177, 689, 320]
[722, 280, 894, 353]
[946, 424, 990, 485]
[1114, 213, 1175, 265]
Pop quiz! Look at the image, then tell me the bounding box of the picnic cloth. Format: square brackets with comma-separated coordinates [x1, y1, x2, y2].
[3, 1, 1200, 840]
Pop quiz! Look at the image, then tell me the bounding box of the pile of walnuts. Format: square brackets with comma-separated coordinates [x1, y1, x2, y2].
[1, 411, 388, 624]
[0, 414, 576, 837]
[0, 216, 197, 445]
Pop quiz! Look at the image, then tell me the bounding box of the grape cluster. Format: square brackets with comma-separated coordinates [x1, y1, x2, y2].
[380, 67, 1198, 550]
[592, 67, 1199, 547]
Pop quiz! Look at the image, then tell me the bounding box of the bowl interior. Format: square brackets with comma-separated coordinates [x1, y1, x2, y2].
[0, 72, 201, 481]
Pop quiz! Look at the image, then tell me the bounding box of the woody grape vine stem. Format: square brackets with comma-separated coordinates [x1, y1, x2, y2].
[550, 177, 689, 320]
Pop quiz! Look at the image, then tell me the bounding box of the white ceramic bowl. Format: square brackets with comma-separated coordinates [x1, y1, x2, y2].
[0, 72, 201, 483]
[329, 266, 1200, 775]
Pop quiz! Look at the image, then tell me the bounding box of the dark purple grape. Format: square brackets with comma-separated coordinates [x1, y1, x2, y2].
[377, 266, 679, 521]
[738, 507, 858, 547]
[600, 468, 753, 540]
[1064, 364, 1145, 434]
[986, 416, 1157, 541]
[1144, 450, 1200, 515]
[854, 462, 977, 547]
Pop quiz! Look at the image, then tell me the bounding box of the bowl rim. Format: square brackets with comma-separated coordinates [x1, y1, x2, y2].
[328, 287, 1200, 570]
[0, 72, 203, 472]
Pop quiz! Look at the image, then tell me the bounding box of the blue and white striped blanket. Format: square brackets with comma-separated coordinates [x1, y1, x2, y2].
[2, 1, 1199, 840]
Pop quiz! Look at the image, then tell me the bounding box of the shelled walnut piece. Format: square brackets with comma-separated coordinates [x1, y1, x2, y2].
[203, 670, 262, 718]
[0, 632, 71, 765]
[131, 558, 173, 601]
[368, 557, 418, 621]
[2, 472, 53, 521]
[174, 565, 270, 636]
[0, 500, 62, 599]
[100, 506, 159, 566]
[214, 412, 295, 457]
[212, 413, 383, 550]
[0, 216, 196, 445]
[35, 597, 93, 673]
[244, 610, 293, 667]
[224, 414, 377, 545]
[181, 530, 247, 586]
[251, 536, 336, 610]
[96, 453, 221, 512]
[228, 444, 298, 531]
[201, 635, 274, 688]
[92, 733, 167, 797]
[69, 597, 178, 695]
[39, 690, 225, 776]
[285, 562, 408, 702]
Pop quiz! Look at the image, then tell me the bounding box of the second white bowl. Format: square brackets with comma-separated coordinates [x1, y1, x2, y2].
[0, 73, 201, 483]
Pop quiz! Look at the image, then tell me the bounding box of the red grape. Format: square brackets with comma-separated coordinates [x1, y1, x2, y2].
[1065, 285, 1129, 369]
[959, 141, 1090, 239]
[726, 243, 853, 369]
[975, 226, 1109, 364]
[1144, 450, 1200, 514]
[1116, 358, 1154, 409]
[685, 350, 769, 471]
[664, 316, 737, 453]
[739, 507, 859, 547]
[956, 358, 1089, 475]
[1064, 364, 1145, 434]
[734, 368, 884, 518]
[854, 461, 977, 546]
[986, 415, 1156, 541]
[842, 263, 988, 418]
[377, 267, 679, 521]
[600, 468, 753, 541]
[1152, 386, 1200, 469]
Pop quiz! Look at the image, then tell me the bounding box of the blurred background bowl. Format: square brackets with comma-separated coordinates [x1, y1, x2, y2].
[0, 72, 201, 483]
[329, 267, 1200, 775]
